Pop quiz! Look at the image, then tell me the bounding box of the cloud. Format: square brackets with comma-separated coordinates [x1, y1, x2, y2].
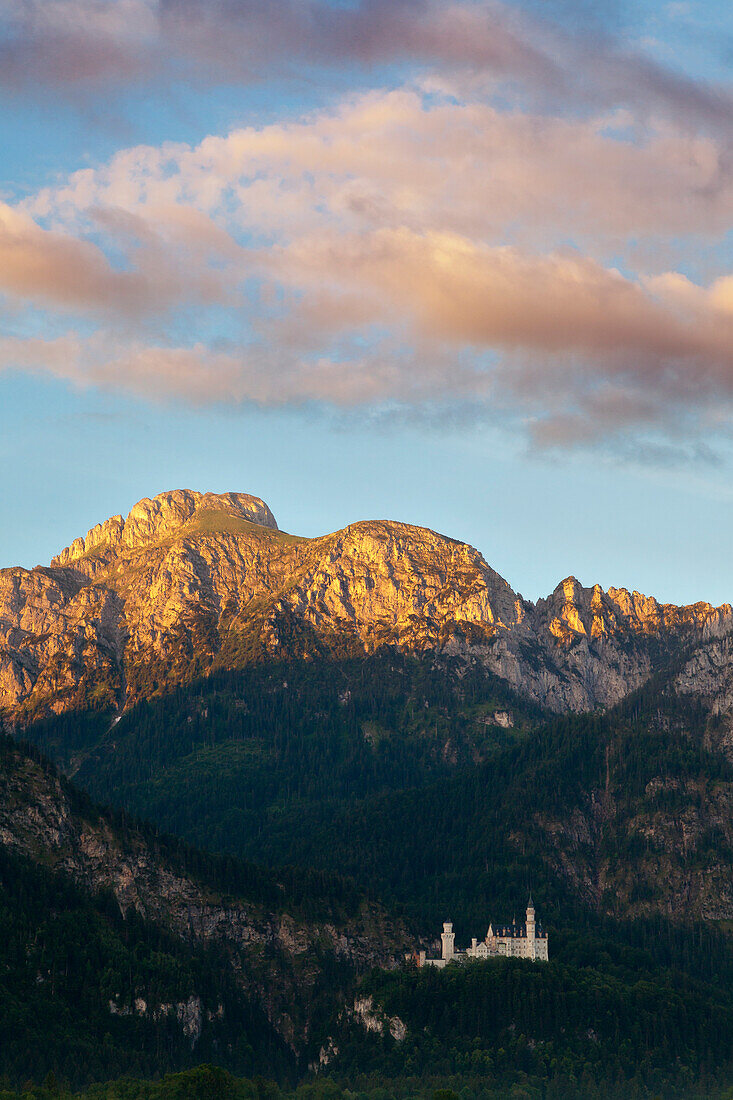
[2, 230, 732, 454]
[0, 0, 548, 94]
[0, 200, 240, 317]
[271, 229, 732, 362]
[262, 229, 733, 443]
[0, 331, 470, 407]
[2, 0, 731, 139]
[159, 0, 558, 88]
[29, 87, 733, 250]
[0, 202, 153, 313]
[0, 0, 157, 87]
[3, 35, 731, 455]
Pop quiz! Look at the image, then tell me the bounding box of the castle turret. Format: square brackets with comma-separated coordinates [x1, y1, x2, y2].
[525, 896, 537, 959]
[441, 921, 455, 961]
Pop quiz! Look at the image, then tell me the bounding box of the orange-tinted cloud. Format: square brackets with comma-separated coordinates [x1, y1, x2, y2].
[0, 202, 152, 313]
[4, 46, 732, 452]
[0, 202, 238, 315]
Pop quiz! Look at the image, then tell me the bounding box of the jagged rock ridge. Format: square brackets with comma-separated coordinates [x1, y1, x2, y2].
[0, 488, 730, 719]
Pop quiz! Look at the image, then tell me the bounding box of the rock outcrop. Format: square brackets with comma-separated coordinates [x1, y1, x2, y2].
[536, 773, 733, 922]
[1, 488, 730, 720]
[51, 489, 278, 572]
[0, 739, 409, 1052]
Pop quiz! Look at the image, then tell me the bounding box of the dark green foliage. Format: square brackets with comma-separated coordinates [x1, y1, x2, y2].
[0, 1066, 268, 1100]
[4, 1052, 733, 1100]
[205, 685, 733, 948]
[327, 957, 733, 1097]
[1, 732, 365, 926]
[23, 653, 540, 873]
[18, 648, 733, 1096]
[0, 843, 291, 1088]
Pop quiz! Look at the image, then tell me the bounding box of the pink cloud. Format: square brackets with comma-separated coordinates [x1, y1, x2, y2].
[2, 232, 732, 452]
[0, 202, 152, 313]
[4, 65, 731, 452]
[1, 0, 731, 140]
[0, 201, 240, 315]
[30, 88, 733, 251]
[269, 228, 733, 372]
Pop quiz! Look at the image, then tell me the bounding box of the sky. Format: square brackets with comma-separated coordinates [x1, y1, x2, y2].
[1, 0, 732, 605]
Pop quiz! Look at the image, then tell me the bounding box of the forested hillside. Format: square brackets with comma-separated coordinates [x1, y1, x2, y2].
[24, 653, 535, 856]
[0, 736, 411, 1089]
[0, 842, 289, 1087]
[329, 954, 733, 1098]
[19, 647, 733, 1096]
[25, 651, 733, 928]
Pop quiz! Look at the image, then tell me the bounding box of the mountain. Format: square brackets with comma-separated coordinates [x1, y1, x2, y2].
[0, 733, 409, 1086]
[8, 488, 733, 930]
[2, 488, 731, 724]
[7, 491, 733, 1096]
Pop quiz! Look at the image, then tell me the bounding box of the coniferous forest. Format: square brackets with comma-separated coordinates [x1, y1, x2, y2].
[3, 651, 733, 1097]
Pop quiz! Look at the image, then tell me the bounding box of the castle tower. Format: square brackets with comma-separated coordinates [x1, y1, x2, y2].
[441, 921, 455, 961]
[526, 896, 536, 958]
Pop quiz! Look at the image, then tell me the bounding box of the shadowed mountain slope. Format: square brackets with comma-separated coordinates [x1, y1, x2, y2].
[0, 733, 410, 1085]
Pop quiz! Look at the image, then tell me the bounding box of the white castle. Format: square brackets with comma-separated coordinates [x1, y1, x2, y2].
[418, 899, 548, 966]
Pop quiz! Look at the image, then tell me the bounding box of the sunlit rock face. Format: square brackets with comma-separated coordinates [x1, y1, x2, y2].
[505, 577, 733, 713]
[51, 489, 278, 571]
[0, 488, 730, 719]
[280, 520, 524, 647]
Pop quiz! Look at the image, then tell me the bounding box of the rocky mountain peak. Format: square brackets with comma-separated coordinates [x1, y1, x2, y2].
[537, 576, 600, 643]
[3, 491, 733, 721]
[51, 489, 278, 567]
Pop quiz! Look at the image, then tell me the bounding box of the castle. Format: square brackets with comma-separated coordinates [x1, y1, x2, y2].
[418, 899, 548, 966]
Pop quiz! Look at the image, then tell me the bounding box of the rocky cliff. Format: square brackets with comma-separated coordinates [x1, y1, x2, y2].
[51, 489, 279, 570]
[1, 488, 730, 720]
[0, 736, 409, 1053]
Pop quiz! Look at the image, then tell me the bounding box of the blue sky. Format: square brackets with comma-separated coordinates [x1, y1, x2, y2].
[1, 0, 732, 604]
